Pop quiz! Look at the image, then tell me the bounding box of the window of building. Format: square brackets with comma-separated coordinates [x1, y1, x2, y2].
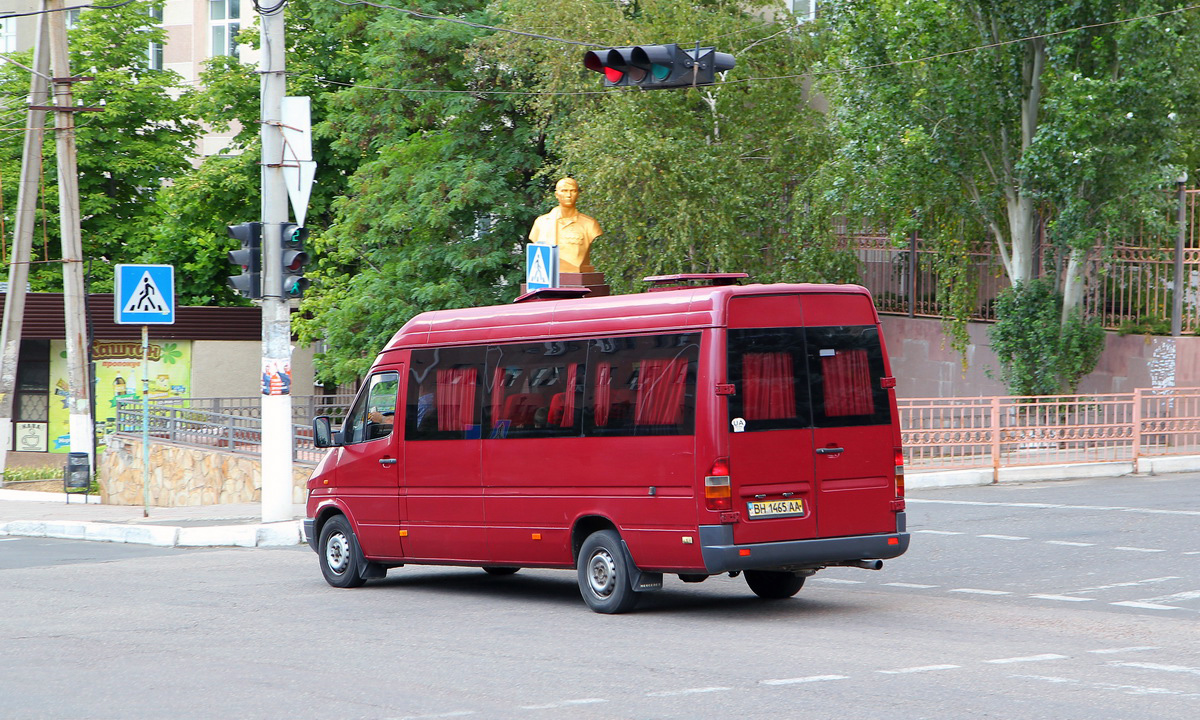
[791, 0, 818, 23]
[0, 19, 17, 53]
[15, 340, 50, 423]
[147, 4, 164, 70]
[209, 0, 241, 58]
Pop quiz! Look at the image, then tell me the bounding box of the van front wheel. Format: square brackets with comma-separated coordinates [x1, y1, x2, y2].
[318, 515, 367, 588]
[577, 530, 639, 614]
[745, 570, 805, 599]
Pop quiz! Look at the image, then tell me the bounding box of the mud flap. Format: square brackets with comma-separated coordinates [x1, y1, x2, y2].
[621, 539, 663, 592]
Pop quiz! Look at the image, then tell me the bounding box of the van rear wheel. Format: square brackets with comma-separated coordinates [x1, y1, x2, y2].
[745, 570, 805, 599]
[318, 515, 367, 588]
[577, 530, 640, 614]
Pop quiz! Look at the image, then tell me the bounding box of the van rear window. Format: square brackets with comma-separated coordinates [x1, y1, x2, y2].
[728, 326, 891, 431]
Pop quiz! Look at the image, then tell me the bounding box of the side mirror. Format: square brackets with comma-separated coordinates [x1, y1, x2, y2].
[313, 416, 340, 448]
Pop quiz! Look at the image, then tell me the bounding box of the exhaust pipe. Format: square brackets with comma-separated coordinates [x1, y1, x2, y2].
[835, 559, 883, 571]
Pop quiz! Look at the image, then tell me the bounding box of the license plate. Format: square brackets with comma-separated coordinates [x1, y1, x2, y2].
[747, 499, 805, 519]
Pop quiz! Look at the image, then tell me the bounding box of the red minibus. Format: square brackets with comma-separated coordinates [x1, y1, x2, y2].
[305, 275, 909, 613]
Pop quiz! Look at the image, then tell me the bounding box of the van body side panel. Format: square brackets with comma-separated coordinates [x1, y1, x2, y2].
[482, 435, 698, 569]
[404, 441, 486, 561]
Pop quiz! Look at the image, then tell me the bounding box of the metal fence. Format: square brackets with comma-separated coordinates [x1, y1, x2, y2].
[111, 394, 353, 465]
[846, 188, 1200, 333]
[900, 387, 1200, 474]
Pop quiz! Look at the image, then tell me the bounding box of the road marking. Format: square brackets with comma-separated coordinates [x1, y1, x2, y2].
[1071, 577, 1180, 593]
[1109, 601, 1182, 610]
[906, 498, 1200, 517]
[877, 664, 960, 674]
[1030, 594, 1093, 602]
[0, 537, 19, 542]
[1045, 540, 1095, 547]
[985, 654, 1068, 664]
[1014, 674, 1077, 684]
[1114, 546, 1166, 553]
[914, 530, 962, 535]
[761, 675, 849, 685]
[519, 699, 606, 710]
[978, 534, 1029, 541]
[813, 578, 865, 584]
[884, 582, 939, 589]
[645, 687, 729, 697]
[1112, 662, 1200, 676]
[1138, 589, 1200, 603]
[1088, 646, 1161, 654]
[397, 713, 476, 720]
[1015, 675, 1198, 697]
[949, 588, 1011, 595]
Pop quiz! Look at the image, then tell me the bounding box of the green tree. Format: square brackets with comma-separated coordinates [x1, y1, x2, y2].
[493, 0, 846, 293]
[820, 1, 1199, 392]
[290, 1, 548, 384]
[0, 1, 200, 292]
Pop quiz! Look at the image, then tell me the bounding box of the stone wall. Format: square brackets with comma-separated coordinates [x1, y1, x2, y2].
[99, 435, 311, 507]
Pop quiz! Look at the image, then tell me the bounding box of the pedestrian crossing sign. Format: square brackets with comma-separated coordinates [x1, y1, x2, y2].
[114, 264, 175, 325]
[526, 243, 559, 291]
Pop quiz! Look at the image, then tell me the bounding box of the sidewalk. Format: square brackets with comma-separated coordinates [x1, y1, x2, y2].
[1, 456, 1195, 549]
[0, 488, 306, 548]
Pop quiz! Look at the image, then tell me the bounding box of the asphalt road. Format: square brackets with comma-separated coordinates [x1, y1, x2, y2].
[2, 473, 1198, 719]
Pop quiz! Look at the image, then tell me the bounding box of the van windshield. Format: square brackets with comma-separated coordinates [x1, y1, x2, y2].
[727, 325, 891, 432]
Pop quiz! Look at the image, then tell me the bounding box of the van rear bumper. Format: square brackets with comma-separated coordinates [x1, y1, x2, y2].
[698, 519, 910, 574]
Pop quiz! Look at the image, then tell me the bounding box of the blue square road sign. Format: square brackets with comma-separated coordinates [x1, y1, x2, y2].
[114, 264, 175, 325]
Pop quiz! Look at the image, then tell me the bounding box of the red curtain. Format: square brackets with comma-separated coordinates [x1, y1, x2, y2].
[743, 352, 796, 421]
[822, 350, 872, 416]
[594, 363, 611, 427]
[560, 363, 578, 428]
[437, 367, 478, 431]
[635, 358, 687, 426]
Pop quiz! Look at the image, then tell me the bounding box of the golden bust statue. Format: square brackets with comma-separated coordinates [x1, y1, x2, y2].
[528, 177, 602, 273]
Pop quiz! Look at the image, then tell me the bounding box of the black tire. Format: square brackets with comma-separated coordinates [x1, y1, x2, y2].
[482, 566, 520, 576]
[577, 529, 640, 614]
[745, 570, 806, 599]
[318, 515, 367, 588]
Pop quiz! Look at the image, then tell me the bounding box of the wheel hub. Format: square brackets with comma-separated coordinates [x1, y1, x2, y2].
[325, 532, 350, 575]
[587, 549, 617, 598]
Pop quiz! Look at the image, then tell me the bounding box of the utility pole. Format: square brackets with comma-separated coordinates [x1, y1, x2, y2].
[0, 10, 51, 485]
[46, 0, 94, 466]
[259, 5, 294, 522]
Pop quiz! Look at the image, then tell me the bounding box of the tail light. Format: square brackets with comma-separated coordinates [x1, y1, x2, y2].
[705, 458, 732, 511]
[894, 447, 906, 507]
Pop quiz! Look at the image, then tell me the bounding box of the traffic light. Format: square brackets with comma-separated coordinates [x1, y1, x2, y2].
[227, 222, 262, 299]
[583, 44, 735, 89]
[280, 222, 310, 298]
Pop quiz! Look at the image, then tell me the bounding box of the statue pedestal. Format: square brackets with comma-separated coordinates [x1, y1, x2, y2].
[520, 271, 610, 298]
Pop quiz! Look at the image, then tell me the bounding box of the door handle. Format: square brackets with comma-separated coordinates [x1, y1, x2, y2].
[378, 458, 398, 466]
[816, 447, 844, 455]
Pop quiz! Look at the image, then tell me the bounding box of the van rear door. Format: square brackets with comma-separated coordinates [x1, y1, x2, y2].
[725, 295, 818, 544]
[800, 293, 897, 538]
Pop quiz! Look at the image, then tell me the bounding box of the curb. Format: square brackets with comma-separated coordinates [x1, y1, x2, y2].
[0, 519, 304, 548]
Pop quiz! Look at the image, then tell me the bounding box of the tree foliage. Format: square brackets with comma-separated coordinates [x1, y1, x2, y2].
[820, 0, 1200, 391]
[0, 1, 198, 293]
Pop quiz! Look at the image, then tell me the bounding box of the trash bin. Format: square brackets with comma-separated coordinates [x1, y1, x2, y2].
[63, 452, 90, 502]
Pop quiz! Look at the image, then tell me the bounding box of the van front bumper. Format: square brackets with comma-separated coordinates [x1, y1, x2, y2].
[699, 516, 909, 574]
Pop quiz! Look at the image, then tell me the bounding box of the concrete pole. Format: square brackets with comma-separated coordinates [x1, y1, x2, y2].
[0, 9, 51, 485]
[259, 7, 294, 522]
[46, 0, 94, 465]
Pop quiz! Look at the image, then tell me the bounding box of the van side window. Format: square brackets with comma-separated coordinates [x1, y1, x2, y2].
[806, 326, 892, 427]
[342, 371, 400, 444]
[727, 328, 812, 431]
[485, 341, 587, 438]
[406, 347, 484, 440]
[585, 333, 699, 436]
